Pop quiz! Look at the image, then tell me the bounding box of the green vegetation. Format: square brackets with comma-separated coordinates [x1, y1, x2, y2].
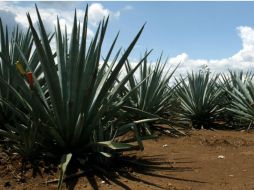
[0, 4, 254, 189]
[175, 71, 225, 129]
[123, 54, 179, 135]
[226, 71, 254, 129]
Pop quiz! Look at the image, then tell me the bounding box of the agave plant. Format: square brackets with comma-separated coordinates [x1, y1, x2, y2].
[225, 72, 254, 129]
[222, 70, 254, 92]
[175, 71, 225, 129]
[220, 70, 254, 128]
[0, 5, 153, 185]
[122, 54, 179, 135]
[0, 17, 48, 162]
[0, 18, 43, 126]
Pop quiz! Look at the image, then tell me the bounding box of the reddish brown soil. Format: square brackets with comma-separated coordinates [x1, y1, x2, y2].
[1, 129, 254, 190]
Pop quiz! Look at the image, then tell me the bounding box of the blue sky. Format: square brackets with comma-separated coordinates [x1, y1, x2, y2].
[1, 1, 254, 73]
[103, 2, 254, 59]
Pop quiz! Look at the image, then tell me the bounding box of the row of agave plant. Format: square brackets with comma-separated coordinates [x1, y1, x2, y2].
[0, 5, 254, 189]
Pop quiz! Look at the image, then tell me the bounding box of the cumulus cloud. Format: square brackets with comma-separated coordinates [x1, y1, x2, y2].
[88, 3, 120, 26]
[0, 2, 121, 39]
[168, 26, 254, 75]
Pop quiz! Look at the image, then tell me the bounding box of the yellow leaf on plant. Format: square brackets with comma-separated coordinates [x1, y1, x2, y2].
[15, 61, 26, 75]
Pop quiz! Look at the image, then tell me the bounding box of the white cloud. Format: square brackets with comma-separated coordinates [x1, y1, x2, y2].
[0, 2, 121, 39]
[169, 26, 254, 75]
[237, 26, 254, 51]
[88, 3, 120, 26]
[169, 53, 188, 64]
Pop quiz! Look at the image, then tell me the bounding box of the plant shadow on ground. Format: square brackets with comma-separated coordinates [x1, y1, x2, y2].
[63, 154, 206, 190]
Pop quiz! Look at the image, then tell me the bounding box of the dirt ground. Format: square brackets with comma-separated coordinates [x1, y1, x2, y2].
[1, 129, 254, 190]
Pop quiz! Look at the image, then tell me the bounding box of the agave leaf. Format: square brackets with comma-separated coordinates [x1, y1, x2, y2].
[57, 153, 72, 190]
[15, 43, 49, 109]
[94, 141, 139, 152]
[27, 11, 63, 132]
[132, 124, 144, 150]
[88, 24, 145, 118]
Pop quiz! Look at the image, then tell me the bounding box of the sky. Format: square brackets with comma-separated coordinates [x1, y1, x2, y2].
[1, 1, 254, 74]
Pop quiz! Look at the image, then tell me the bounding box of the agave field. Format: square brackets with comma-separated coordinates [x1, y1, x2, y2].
[1, 5, 254, 190]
